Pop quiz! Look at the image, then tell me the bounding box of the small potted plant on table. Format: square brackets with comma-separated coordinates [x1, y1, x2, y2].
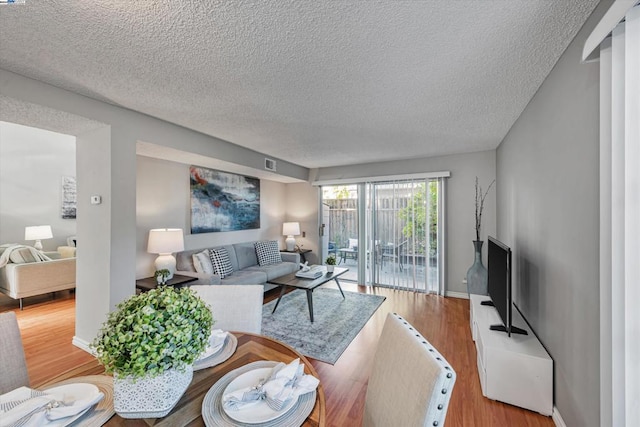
[325, 255, 337, 273]
[154, 268, 171, 285]
[91, 286, 213, 418]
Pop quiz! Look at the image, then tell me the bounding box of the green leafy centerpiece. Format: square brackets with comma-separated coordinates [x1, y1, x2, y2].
[92, 285, 213, 418]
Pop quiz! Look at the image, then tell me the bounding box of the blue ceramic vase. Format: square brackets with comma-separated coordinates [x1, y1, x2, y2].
[466, 240, 488, 295]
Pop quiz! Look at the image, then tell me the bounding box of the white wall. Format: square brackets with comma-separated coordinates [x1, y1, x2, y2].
[0, 121, 76, 249]
[495, 2, 607, 425]
[0, 69, 309, 346]
[75, 124, 116, 343]
[313, 149, 497, 294]
[136, 155, 289, 278]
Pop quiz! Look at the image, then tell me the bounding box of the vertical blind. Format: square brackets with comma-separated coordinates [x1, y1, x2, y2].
[363, 178, 446, 295]
[590, 3, 640, 426]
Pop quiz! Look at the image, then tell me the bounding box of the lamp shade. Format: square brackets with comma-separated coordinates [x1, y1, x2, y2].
[147, 228, 184, 254]
[25, 225, 53, 240]
[282, 222, 300, 236]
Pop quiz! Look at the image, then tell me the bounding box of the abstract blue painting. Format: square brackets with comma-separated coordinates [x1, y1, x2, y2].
[190, 166, 260, 233]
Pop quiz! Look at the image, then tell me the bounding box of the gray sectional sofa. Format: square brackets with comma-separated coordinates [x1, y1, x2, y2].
[175, 241, 300, 291]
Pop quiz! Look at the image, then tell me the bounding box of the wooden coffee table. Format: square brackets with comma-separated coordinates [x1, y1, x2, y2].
[268, 267, 348, 322]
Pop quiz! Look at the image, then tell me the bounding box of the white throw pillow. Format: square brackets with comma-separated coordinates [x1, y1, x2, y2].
[255, 240, 282, 266]
[192, 250, 214, 275]
[209, 248, 234, 278]
[348, 238, 358, 249]
[57, 246, 76, 259]
[9, 248, 38, 264]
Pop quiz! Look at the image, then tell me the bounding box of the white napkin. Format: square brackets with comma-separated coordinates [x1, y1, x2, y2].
[0, 386, 104, 427]
[0, 387, 60, 427]
[223, 359, 320, 412]
[44, 391, 104, 420]
[263, 361, 320, 410]
[197, 329, 228, 361]
[269, 359, 300, 382]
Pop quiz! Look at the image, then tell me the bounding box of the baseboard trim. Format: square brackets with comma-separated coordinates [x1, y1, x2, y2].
[72, 335, 96, 356]
[552, 406, 566, 427]
[446, 291, 469, 299]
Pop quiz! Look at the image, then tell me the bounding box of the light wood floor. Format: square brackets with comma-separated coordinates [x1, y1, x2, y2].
[3, 285, 554, 427]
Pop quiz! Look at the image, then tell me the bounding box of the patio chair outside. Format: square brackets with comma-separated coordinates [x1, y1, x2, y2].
[328, 241, 337, 257]
[381, 240, 408, 271]
[338, 238, 358, 264]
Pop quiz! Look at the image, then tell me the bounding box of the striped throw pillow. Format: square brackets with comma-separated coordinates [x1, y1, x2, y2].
[192, 250, 214, 275]
[9, 248, 38, 264]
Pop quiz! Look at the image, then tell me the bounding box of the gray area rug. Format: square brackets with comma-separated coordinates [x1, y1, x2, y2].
[261, 288, 386, 364]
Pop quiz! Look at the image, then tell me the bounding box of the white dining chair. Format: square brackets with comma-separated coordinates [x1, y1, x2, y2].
[190, 285, 263, 334]
[0, 311, 30, 394]
[363, 313, 456, 427]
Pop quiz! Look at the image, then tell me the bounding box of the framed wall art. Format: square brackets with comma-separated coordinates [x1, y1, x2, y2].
[190, 166, 260, 233]
[61, 176, 77, 219]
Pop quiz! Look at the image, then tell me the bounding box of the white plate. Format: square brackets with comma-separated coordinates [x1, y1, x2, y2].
[221, 367, 297, 424]
[197, 334, 227, 361]
[194, 334, 238, 371]
[40, 383, 100, 427]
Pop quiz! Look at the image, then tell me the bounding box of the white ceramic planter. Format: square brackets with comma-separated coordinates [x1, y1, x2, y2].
[113, 365, 193, 418]
[326, 265, 334, 273]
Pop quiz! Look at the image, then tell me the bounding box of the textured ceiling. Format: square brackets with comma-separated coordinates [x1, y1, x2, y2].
[0, 96, 105, 136]
[0, 0, 599, 169]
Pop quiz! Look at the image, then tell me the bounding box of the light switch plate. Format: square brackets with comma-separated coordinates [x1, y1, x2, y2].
[90, 195, 102, 205]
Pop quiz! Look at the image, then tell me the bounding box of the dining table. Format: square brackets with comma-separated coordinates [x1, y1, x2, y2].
[36, 332, 326, 427]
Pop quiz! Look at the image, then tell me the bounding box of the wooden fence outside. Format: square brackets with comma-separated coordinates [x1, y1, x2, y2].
[325, 198, 414, 248]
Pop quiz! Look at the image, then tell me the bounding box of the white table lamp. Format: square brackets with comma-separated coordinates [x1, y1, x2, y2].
[25, 225, 53, 250]
[147, 228, 184, 280]
[282, 222, 300, 252]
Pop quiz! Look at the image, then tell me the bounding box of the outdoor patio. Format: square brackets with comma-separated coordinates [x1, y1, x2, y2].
[335, 256, 438, 291]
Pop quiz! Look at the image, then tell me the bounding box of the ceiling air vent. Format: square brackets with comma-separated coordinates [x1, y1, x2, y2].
[265, 158, 277, 172]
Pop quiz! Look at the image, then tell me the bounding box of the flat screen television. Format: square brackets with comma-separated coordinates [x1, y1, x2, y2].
[481, 236, 527, 337]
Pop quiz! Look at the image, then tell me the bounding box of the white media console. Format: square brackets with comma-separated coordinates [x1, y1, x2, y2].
[469, 294, 553, 416]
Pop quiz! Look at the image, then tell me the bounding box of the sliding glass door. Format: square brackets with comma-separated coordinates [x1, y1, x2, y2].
[322, 185, 359, 282]
[365, 179, 443, 293]
[321, 178, 445, 293]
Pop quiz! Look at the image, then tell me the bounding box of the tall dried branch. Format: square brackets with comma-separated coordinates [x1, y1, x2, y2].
[475, 177, 495, 241]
